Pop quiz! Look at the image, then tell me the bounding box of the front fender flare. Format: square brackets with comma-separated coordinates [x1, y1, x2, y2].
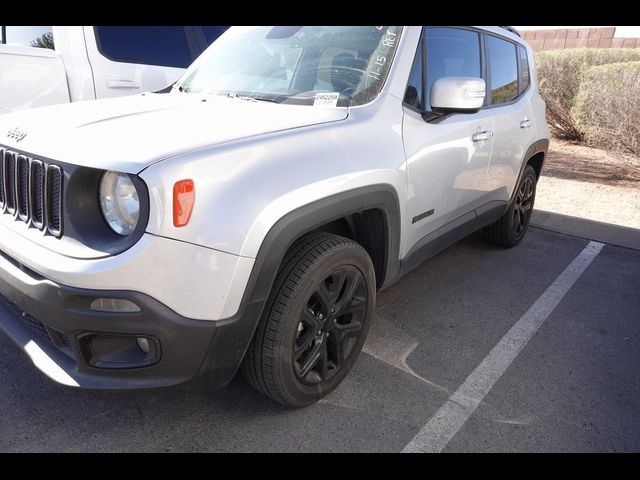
[197, 184, 402, 387]
[245, 184, 402, 307]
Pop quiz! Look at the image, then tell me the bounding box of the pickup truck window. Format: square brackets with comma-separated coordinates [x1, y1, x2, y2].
[201, 26, 229, 45]
[2, 26, 54, 49]
[94, 26, 192, 68]
[176, 26, 403, 107]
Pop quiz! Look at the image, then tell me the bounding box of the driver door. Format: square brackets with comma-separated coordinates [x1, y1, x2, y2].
[403, 27, 494, 252]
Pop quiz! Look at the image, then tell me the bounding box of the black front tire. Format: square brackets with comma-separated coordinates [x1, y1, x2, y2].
[241, 233, 376, 407]
[481, 165, 538, 248]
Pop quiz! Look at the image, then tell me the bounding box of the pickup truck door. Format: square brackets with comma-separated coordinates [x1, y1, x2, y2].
[83, 26, 217, 99]
[0, 26, 70, 113]
[0, 44, 70, 114]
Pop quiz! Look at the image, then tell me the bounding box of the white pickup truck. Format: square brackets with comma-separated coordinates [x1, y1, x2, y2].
[0, 26, 227, 114]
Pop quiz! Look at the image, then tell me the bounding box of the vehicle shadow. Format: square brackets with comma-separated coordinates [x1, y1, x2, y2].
[0, 337, 431, 451]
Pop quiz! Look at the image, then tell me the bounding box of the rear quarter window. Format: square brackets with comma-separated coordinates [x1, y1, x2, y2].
[518, 45, 530, 94]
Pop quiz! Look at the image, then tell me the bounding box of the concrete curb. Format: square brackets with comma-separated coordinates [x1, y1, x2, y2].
[531, 210, 640, 251]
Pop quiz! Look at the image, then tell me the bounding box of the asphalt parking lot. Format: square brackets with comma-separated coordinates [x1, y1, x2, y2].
[1, 221, 639, 452]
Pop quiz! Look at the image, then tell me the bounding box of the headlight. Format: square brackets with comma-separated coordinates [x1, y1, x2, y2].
[99, 171, 140, 236]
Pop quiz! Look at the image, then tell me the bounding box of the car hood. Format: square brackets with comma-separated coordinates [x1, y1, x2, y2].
[0, 93, 348, 173]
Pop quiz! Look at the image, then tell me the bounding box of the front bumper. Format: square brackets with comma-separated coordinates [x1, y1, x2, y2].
[0, 221, 255, 322]
[0, 247, 262, 389]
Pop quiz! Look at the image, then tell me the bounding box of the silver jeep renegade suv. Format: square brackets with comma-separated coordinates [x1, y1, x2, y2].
[0, 26, 549, 407]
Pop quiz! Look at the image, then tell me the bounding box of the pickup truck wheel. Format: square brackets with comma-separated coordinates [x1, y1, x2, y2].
[241, 233, 376, 407]
[481, 165, 537, 248]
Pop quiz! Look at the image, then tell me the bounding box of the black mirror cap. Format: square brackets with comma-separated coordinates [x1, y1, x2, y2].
[422, 106, 481, 124]
[430, 105, 482, 116]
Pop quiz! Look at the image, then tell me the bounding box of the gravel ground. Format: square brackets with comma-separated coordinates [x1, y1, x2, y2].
[536, 139, 640, 229]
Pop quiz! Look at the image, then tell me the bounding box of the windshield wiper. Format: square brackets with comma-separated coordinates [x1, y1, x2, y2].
[226, 92, 281, 104]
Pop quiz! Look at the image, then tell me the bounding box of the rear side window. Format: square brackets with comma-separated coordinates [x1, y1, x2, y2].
[2, 26, 54, 49]
[200, 26, 228, 45]
[487, 35, 519, 105]
[95, 26, 192, 68]
[425, 28, 481, 111]
[518, 45, 530, 94]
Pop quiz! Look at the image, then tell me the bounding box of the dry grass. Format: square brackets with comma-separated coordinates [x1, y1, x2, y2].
[535, 49, 640, 140]
[536, 137, 640, 229]
[572, 62, 640, 156]
[542, 138, 640, 187]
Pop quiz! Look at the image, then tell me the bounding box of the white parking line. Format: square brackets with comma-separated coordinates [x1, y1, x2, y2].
[402, 241, 605, 453]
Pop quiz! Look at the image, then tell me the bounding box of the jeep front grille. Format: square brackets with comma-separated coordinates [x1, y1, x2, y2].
[46, 165, 63, 236]
[0, 146, 64, 238]
[17, 155, 30, 221]
[30, 160, 46, 229]
[4, 150, 16, 214]
[0, 151, 3, 208]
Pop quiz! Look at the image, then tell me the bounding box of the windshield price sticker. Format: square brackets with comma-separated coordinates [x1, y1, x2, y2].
[314, 92, 341, 107]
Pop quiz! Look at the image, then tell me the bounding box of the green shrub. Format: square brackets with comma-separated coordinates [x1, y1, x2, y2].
[573, 61, 640, 156]
[535, 48, 640, 140]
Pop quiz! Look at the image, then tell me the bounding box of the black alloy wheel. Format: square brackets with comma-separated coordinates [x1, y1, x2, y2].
[512, 175, 535, 237]
[241, 232, 376, 407]
[293, 266, 367, 386]
[481, 164, 538, 248]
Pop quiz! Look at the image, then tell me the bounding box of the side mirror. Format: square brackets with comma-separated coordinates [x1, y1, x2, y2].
[430, 77, 486, 115]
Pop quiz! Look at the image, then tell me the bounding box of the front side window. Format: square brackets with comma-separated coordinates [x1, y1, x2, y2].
[424, 28, 481, 112]
[3, 26, 54, 49]
[95, 26, 192, 68]
[176, 26, 403, 107]
[487, 35, 519, 105]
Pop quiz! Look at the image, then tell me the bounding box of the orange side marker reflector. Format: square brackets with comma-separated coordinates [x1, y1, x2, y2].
[173, 180, 195, 227]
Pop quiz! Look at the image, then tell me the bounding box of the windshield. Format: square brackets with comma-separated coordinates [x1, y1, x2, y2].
[175, 26, 403, 107]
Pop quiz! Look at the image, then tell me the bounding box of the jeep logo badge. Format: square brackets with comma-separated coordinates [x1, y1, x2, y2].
[7, 127, 28, 143]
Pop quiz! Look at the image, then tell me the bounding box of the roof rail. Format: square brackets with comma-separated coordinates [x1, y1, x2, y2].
[499, 26, 521, 37]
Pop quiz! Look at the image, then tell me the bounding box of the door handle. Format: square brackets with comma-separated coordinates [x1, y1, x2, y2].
[107, 79, 141, 89]
[472, 130, 493, 142]
[520, 118, 533, 129]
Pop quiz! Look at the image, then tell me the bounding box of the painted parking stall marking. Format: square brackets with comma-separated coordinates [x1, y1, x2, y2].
[402, 241, 605, 453]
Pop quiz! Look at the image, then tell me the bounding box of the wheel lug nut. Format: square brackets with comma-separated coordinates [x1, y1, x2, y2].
[318, 313, 324, 319]
[331, 307, 335, 313]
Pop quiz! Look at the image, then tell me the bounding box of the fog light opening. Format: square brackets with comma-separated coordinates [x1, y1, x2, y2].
[78, 333, 160, 369]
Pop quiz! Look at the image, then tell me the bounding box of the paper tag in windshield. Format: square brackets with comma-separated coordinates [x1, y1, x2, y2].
[313, 92, 340, 107]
